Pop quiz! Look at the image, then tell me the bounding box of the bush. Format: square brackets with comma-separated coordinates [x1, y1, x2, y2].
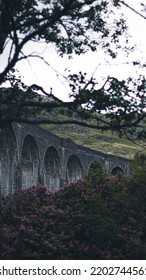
[0, 174, 146, 260]
[130, 153, 146, 184]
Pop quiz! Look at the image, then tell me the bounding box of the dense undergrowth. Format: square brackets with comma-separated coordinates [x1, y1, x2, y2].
[0, 154, 146, 260]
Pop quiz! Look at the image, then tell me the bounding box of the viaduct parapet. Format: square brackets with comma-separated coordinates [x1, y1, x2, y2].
[0, 122, 131, 196]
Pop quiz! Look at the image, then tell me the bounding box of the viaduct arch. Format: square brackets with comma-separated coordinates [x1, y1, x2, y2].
[21, 135, 39, 189]
[44, 146, 61, 191]
[0, 122, 131, 196]
[66, 154, 84, 183]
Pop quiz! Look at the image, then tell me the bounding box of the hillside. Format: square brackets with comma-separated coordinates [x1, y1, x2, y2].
[41, 123, 146, 159]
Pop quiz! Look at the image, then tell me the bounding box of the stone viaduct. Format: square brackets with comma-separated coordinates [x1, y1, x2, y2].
[0, 122, 131, 196]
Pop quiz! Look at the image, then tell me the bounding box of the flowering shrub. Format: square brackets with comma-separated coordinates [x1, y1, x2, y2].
[0, 174, 146, 259]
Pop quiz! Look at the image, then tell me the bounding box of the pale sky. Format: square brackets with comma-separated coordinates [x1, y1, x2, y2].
[1, 0, 146, 101]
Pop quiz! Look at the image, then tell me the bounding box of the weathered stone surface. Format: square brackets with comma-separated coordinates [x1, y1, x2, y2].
[0, 122, 131, 196]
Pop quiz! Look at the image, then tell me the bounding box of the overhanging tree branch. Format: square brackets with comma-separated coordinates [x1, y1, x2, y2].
[119, 0, 146, 20]
[0, 0, 145, 142]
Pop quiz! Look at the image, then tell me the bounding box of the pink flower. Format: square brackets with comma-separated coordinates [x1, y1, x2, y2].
[19, 224, 26, 231]
[28, 240, 35, 245]
[44, 240, 50, 246]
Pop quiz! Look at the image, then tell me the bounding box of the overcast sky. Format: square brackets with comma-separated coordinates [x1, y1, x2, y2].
[1, 0, 146, 101]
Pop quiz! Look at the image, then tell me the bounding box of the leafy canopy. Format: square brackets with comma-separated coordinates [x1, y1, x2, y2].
[0, 0, 146, 140]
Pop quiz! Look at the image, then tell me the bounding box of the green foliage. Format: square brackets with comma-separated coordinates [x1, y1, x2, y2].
[130, 153, 146, 183]
[86, 161, 105, 186]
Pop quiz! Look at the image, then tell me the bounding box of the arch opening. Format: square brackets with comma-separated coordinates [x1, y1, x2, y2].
[44, 146, 61, 191]
[87, 160, 104, 184]
[21, 135, 39, 189]
[88, 160, 103, 176]
[111, 166, 124, 175]
[66, 154, 84, 183]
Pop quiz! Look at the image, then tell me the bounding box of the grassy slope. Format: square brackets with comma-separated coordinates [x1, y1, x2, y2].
[41, 123, 146, 159]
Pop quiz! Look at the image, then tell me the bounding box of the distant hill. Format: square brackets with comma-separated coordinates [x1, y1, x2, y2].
[41, 123, 146, 159]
